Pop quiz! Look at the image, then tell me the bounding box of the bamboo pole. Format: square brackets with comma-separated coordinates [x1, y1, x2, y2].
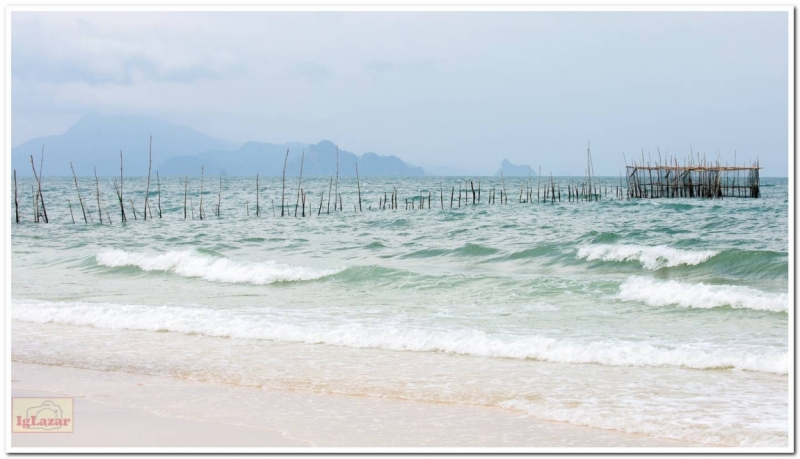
[156, 171, 162, 218]
[356, 162, 362, 212]
[184, 177, 188, 219]
[30, 151, 48, 223]
[129, 197, 138, 220]
[69, 162, 87, 223]
[217, 176, 222, 217]
[199, 166, 204, 220]
[144, 135, 152, 220]
[13, 170, 19, 223]
[119, 151, 126, 222]
[31, 185, 37, 222]
[281, 149, 289, 216]
[334, 145, 339, 211]
[327, 176, 333, 214]
[68, 200, 75, 223]
[295, 149, 305, 217]
[94, 166, 102, 224]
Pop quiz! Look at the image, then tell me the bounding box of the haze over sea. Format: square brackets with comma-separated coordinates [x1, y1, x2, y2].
[11, 175, 788, 446]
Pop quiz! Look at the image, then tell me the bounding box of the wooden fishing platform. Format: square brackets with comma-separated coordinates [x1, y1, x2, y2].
[625, 160, 761, 199]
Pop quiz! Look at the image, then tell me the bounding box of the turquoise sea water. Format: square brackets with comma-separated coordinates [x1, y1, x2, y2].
[11, 175, 790, 446]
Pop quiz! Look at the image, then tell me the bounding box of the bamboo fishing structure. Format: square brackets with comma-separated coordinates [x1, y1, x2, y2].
[10, 134, 769, 227]
[625, 155, 761, 199]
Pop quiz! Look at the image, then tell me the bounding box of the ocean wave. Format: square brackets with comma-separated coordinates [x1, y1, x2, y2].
[95, 249, 342, 285]
[12, 300, 787, 375]
[576, 244, 718, 270]
[617, 276, 788, 313]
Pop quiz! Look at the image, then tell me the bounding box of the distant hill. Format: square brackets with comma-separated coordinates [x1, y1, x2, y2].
[13, 115, 425, 177]
[495, 159, 536, 177]
[12, 115, 239, 177]
[158, 139, 424, 177]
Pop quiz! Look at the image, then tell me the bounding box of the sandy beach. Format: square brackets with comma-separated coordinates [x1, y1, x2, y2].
[10, 362, 700, 449]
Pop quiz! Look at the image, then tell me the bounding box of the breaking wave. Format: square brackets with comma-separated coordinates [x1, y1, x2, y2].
[12, 299, 787, 375]
[617, 276, 788, 313]
[95, 249, 342, 285]
[576, 244, 718, 270]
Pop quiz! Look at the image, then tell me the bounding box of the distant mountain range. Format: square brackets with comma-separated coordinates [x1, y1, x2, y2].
[162, 140, 424, 177]
[12, 115, 238, 177]
[12, 115, 426, 178]
[12, 115, 531, 178]
[495, 159, 536, 177]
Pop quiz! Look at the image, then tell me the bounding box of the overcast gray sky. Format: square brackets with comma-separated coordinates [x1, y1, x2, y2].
[11, 11, 789, 176]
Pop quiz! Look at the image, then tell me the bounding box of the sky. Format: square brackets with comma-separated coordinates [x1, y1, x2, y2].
[11, 11, 790, 176]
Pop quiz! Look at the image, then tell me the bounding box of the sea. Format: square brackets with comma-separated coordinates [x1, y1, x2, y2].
[10, 175, 790, 447]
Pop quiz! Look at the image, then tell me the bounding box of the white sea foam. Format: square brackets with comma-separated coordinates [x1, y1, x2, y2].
[576, 244, 718, 270]
[618, 276, 788, 313]
[498, 398, 788, 447]
[95, 249, 342, 284]
[12, 300, 788, 375]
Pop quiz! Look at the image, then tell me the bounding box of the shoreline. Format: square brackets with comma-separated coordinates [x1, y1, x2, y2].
[10, 361, 701, 449]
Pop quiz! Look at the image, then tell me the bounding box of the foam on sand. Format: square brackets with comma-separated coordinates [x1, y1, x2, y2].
[12, 299, 787, 375]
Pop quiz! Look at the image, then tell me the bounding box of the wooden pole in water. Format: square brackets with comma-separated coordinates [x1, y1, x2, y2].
[281, 149, 289, 216]
[334, 145, 339, 211]
[256, 174, 260, 217]
[129, 197, 138, 220]
[327, 176, 333, 214]
[117, 151, 126, 222]
[70, 162, 87, 223]
[144, 135, 152, 220]
[217, 176, 222, 217]
[295, 149, 305, 217]
[471, 181, 476, 204]
[13, 170, 19, 224]
[537, 166, 542, 203]
[356, 162, 362, 212]
[199, 165, 204, 220]
[30, 152, 48, 223]
[31, 185, 37, 222]
[102, 196, 113, 224]
[319, 190, 324, 215]
[68, 199, 75, 223]
[156, 171, 162, 218]
[94, 166, 102, 224]
[184, 177, 188, 219]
